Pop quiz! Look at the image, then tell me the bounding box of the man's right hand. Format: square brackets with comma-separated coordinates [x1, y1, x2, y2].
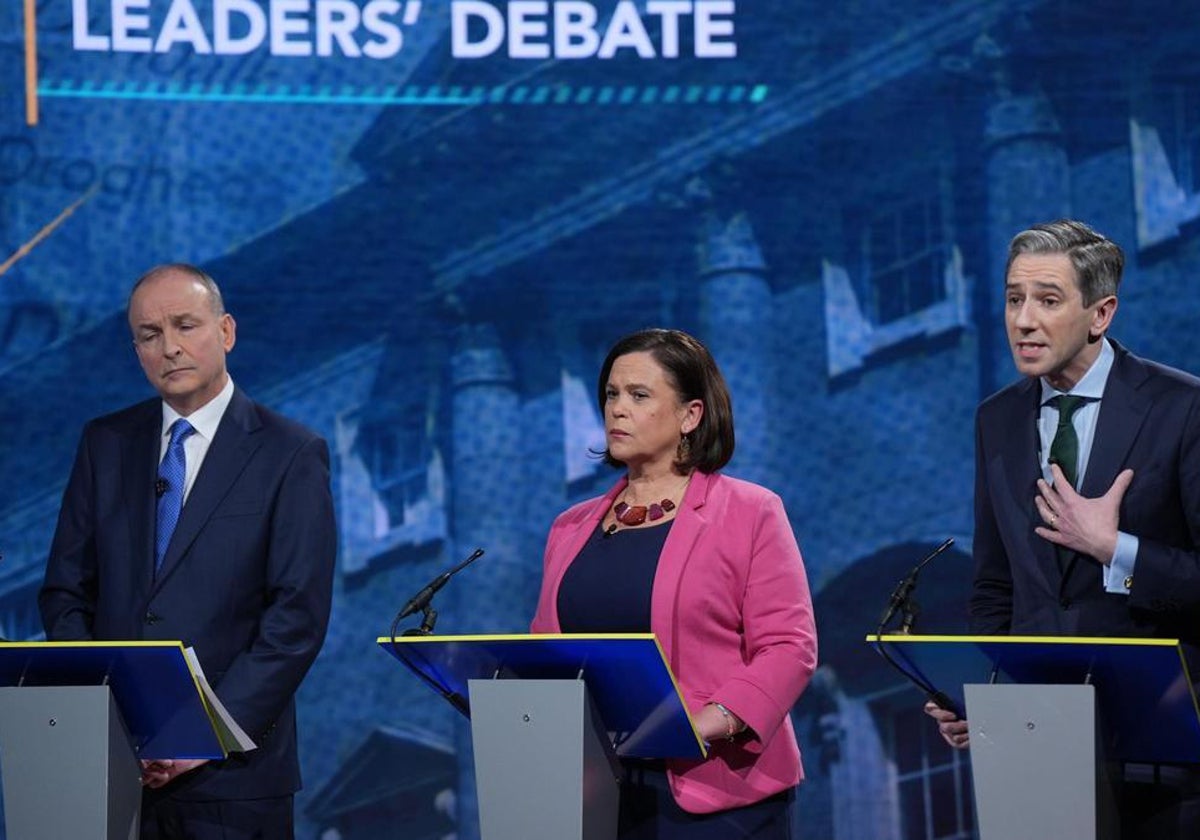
[924, 701, 970, 749]
[140, 758, 209, 788]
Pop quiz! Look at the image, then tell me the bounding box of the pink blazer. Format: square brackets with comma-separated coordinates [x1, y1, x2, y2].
[531, 471, 818, 814]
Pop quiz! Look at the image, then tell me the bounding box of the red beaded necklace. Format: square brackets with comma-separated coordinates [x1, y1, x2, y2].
[613, 497, 676, 527]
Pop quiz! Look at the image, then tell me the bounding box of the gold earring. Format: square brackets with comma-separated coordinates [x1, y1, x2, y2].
[676, 434, 692, 461]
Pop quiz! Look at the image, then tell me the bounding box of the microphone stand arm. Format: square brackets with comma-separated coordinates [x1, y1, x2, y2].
[404, 604, 439, 637]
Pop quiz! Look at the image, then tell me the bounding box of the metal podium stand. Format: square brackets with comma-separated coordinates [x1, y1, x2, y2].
[0, 642, 230, 840]
[870, 634, 1200, 840]
[379, 633, 706, 840]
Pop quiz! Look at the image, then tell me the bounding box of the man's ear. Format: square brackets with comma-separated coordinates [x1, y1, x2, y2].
[1089, 295, 1117, 340]
[221, 313, 237, 352]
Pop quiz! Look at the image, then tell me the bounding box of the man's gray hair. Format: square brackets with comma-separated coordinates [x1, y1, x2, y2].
[1006, 219, 1124, 306]
[128, 263, 226, 317]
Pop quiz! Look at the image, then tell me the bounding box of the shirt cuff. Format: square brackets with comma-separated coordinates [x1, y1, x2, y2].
[1103, 532, 1138, 595]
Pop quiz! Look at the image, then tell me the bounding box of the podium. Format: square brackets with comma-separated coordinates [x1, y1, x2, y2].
[870, 634, 1200, 840]
[378, 633, 706, 840]
[0, 642, 230, 840]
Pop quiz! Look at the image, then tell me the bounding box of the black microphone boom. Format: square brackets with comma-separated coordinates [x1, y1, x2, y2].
[877, 538, 954, 630]
[386, 547, 486, 717]
[872, 537, 961, 716]
[396, 548, 485, 621]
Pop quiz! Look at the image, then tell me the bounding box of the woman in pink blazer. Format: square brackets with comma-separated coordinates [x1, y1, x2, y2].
[531, 329, 817, 839]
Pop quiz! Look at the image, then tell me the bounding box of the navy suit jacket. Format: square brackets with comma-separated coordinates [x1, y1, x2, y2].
[970, 341, 1200, 643]
[39, 386, 337, 801]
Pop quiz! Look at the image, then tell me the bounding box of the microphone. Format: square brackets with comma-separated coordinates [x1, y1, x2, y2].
[155, 478, 168, 498]
[873, 538, 959, 714]
[877, 538, 954, 632]
[386, 548, 485, 719]
[395, 548, 485, 622]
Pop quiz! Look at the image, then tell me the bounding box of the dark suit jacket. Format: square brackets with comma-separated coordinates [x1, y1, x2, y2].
[970, 341, 1200, 644]
[39, 386, 337, 801]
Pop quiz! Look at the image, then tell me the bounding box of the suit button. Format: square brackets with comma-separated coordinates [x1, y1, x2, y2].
[144, 611, 160, 625]
[1059, 597, 1072, 609]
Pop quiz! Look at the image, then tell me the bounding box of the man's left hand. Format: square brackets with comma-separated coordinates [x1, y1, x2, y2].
[1035, 465, 1134, 564]
[140, 758, 209, 788]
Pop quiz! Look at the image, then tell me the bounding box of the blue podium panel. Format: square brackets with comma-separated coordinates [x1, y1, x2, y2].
[0, 642, 225, 760]
[869, 634, 1200, 764]
[378, 633, 706, 759]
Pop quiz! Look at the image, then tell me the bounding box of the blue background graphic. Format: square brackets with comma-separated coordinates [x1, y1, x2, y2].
[4, 1, 1200, 837]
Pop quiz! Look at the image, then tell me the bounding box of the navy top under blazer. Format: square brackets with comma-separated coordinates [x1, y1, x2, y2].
[557, 521, 671, 633]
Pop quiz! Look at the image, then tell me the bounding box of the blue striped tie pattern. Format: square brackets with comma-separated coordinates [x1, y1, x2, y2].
[155, 419, 195, 573]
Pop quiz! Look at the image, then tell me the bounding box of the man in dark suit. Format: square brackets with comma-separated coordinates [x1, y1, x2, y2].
[39, 264, 337, 840]
[925, 220, 1200, 838]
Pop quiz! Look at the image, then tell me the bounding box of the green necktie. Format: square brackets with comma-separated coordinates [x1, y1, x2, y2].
[1049, 395, 1087, 488]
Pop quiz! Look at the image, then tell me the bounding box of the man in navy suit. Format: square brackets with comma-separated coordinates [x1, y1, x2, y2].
[926, 220, 1200, 838]
[39, 264, 337, 840]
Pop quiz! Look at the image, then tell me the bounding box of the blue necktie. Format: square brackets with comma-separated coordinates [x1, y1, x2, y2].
[155, 419, 195, 573]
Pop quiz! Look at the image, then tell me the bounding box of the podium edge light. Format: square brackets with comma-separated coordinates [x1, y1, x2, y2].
[0, 640, 190, 650]
[377, 633, 658, 643]
[865, 633, 1180, 646]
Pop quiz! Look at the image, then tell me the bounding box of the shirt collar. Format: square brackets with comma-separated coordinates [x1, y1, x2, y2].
[1039, 337, 1114, 405]
[161, 376, 235, 441]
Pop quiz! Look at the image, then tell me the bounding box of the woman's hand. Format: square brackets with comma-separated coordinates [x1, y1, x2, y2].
[696, 702, 746, 743]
